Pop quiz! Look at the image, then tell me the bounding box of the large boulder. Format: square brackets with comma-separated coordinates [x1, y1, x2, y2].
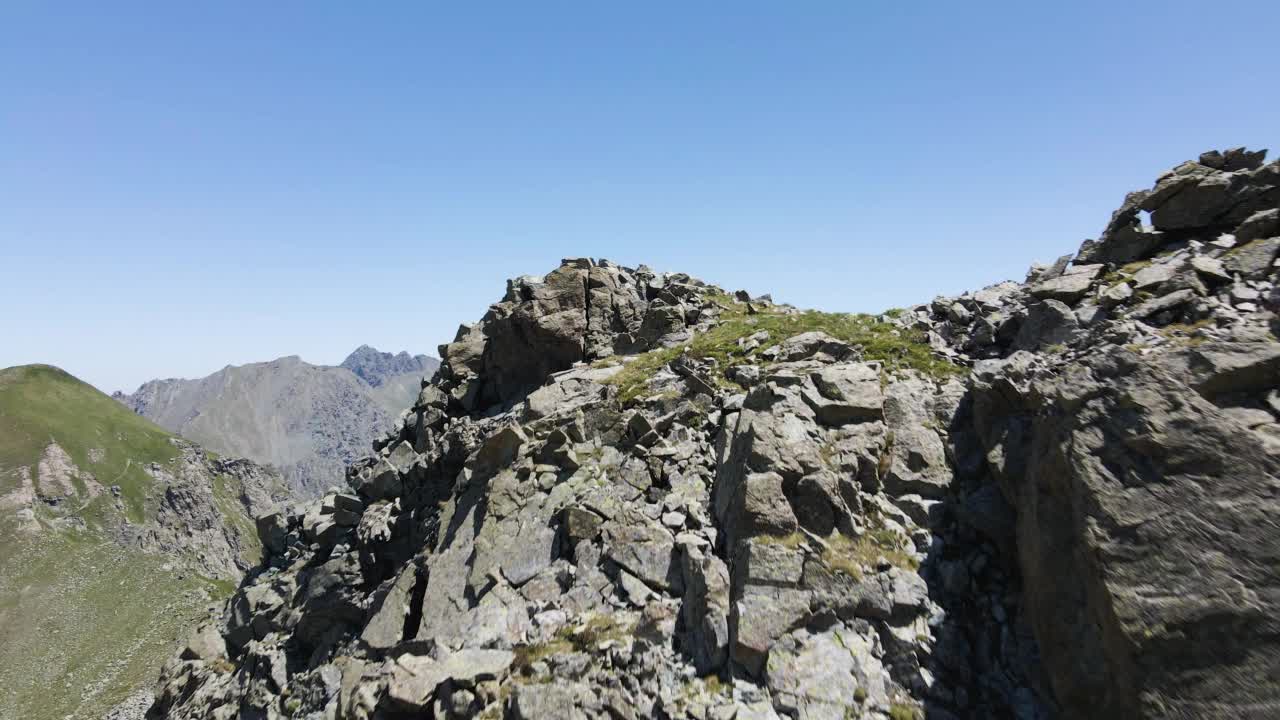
[1029, 264, 1103, 303]
[765, 624, 889, 720]
[476, 264, 592, 407]
[880, 380, 952, 498]
[971, 347, 1280, 718]
[1014, 299, 1081, 350]
[802, 362, 885, 425]
[1223, 236, 1280, 279]
[384, 649, 514, 711]
[438, 259, 678, 412]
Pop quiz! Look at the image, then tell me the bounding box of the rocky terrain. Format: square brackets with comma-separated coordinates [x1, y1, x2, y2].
[0, 365, 289, 720]
[148, 148, 1279, 720]
[116, 347, 439, 498]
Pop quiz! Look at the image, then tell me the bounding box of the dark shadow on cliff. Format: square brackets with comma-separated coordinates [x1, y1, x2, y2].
[908, 391, 1058, 719]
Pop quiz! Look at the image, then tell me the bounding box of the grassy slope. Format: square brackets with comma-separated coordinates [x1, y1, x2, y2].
[0, 364, 178, 525]
[0, 533, 231, 720]
[212, 470, 265, 569]
[0, 365, 243, 720]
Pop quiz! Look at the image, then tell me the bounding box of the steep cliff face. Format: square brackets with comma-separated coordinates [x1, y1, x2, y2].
[151, 148, 1279, 720]
[956, 147, 1280, 718]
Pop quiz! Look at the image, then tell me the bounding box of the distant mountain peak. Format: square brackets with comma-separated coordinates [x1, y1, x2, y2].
[339, 345, 436, 388]
[117, 348, 439, 497]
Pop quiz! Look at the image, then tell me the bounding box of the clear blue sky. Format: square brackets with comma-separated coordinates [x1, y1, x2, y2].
[2, 1, 1277, 393]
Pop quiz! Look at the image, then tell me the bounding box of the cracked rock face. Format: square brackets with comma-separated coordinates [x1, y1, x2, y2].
[151, 148, 1280, 720]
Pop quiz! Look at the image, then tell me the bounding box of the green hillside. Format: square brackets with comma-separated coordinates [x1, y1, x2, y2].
[0, 532, 230, 720]
[0, 365, 274, 720]
[0, 364, 178, 526]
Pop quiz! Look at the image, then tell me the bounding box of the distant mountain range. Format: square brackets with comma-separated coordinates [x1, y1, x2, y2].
[114, 346, 439, 497]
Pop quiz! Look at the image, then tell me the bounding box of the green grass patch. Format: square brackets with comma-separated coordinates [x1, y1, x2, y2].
[602, 294, 961, 405]
[889, 703, 923, 720]
[212, 473, 263, 566]
[511, 614, 637, 677]
[701, 673, 728, 695]
[560, 613, 635, 649]
[197, 572, 239, 600]
[877, 431, 896, 480]
[755, 532, 809, 550]
[0, 532, 224, 720]
[511, 638, 575, 674]
[1223, 237, 1270, 258]
[0, 365, 266, 720]
[596, 347, 684, 405]
[681, 672, 731, 703]
[1098, 258, 1152, 288]
[818, 441, 839, 469]
[820, 528, 919, 580]
[754, 528, 917, 580]
[1155, 318, 1214, 347]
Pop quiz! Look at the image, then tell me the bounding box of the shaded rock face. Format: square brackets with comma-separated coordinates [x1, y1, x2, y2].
[951, 147, 1280, 718]
[972, 349, 1280, 718]
[150, 148, 1280, 720]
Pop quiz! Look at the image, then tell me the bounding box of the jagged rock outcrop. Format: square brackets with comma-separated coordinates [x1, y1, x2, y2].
[151, 148, 1280, 720]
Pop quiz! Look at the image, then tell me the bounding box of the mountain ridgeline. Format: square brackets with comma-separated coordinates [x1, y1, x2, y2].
[340, 345, 436, 388]
[151, 148, 1279, 720]
[116, 347, 439, 498]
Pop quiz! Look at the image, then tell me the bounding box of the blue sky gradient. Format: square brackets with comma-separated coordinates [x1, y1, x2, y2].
[2, 1, 1278, 392]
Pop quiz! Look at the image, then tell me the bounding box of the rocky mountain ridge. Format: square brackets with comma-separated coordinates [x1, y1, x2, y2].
[150, 148, 1279, 720]
[340, 346, 436, 388]
[116, 347, 439, 498]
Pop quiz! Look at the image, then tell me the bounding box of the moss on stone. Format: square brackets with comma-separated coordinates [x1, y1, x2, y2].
[604, 294, 961, 406]
[889, 703, 923, 720]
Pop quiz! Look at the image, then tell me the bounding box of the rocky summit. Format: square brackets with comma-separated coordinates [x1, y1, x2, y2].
[149, 148, 1280, 720]
[341, 346, 438, 389]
